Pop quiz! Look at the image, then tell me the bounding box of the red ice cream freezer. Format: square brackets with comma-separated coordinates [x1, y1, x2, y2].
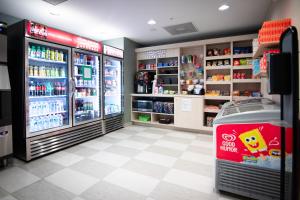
[213, 98, 292, 200]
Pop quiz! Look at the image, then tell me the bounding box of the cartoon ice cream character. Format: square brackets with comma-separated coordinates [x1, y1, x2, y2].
[239, 128, 267, 153]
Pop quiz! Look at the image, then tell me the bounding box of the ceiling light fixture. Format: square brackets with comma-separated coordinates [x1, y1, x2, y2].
[218, 4, 230, 11]
[147, 19, 156, 25]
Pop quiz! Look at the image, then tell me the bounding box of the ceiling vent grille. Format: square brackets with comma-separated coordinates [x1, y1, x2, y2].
[163, 22, 198, 35]
[42, 0, 68, 5]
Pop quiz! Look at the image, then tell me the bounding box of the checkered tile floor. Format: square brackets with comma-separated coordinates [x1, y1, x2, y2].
[0, 125, 244, 200]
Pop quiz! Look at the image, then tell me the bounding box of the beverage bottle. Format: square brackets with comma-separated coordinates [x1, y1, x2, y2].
[55, 67, 59, 77]
[46, 48, 50, 60]
[35, 82, 40, 96]
[50, 49, 55, 60]
[50, 66, 55, 77]
[31, 46, 36, 58]
[46, 66, 51, 77]
[41, 47, 46, 59]
[36, 46, 41, 58]
[74, 66, 78, 75]
[34, 66, 39, 76]
[29, 81, 34, 96]
[29, 65, 34, 76]
[28, 46, 31, 57]
[58, 82, 62, 95]
[79, 77, 83, 86]
[59, 114, 63, 126]
[61, 82, 66, 95]
[59, 51, 64, 61]
[55, 50, 59, 61]
[42, 83, 46, 96]
[60, 67, 65, 77]
[38, 66, 41, 77]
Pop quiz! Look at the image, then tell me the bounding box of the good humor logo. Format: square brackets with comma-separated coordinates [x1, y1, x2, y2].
[220, 133, 237, 153]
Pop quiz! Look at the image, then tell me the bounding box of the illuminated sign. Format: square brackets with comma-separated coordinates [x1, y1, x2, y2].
[103, 45, 123, 58]
[25, 21, 102, 53]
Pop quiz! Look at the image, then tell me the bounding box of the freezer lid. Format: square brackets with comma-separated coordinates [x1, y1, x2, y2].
[214, 98, 280, 124]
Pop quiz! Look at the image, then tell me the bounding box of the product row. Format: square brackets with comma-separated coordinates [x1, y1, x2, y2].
[138, 63, 156, 70]
[29, 45, 66, 62]
[75, 77, 97, 87]
[104, 68, 119, 77]
[75, 88, 97, 98]
[105, 104, 121, 115]
[153, 102, 174, 114]
[157, 60, 178, 67]
[180, 55, 202, 66]
[75, 100, 95, 112]
[233, 58, 252, 66]
[29, 100, 65, 116]
[29, 65, 66, 77]
[30, 114, 64, 132]
[207, 48, 231, 57]
[206, 59, 230, 67]
[74, 53, 97, 66]
[29, 81, 67, 96]
[207, 75, 231, 81]
[232, 90, 261, 97]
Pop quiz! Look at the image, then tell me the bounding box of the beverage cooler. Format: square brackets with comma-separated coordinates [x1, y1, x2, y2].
[213, 98, 292, 200]
[102, 45, 124, 133]
[8, 20, 104, 161]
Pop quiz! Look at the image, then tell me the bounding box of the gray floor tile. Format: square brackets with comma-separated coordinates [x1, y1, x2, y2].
[150, 181, 216, 200]
[144, 127, 171, 134]
[186, 145, 213, 156]
[104, 145, 140, 157]
[0, 195, 18, 200]
[0, 187, 8, 199]
[70, 159, 115, 180]
[146, 145, 183, 158]
[13, 180, 75, 200]
[173, 159, 213, 177]
[63, 146, 99, 157]
[81, 181, 145, 200]
[129, 135, 158, 144]
[97, 136, 123, 144]
[197, 134, 213, 142]
[0, 167, 40, 193]
[160, 135, 192, 145]
[20, 159, 64, 178]
[122, 159, 169, 179]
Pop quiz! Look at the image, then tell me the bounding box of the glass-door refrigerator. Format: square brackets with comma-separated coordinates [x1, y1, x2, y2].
[102, 45, 124, 133]
[8, 20, 103, 161]
[72, 49, 101, 124]
[27, 39, 72, 137]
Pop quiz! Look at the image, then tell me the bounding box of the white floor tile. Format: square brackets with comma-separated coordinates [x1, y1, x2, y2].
[72, 197, 85, 200]
[45, 168, 98, 195]
[135, 151, 177, 168]
[154, 140, 188, 151]
[43, 151, 83, 167]
[0, 167, 39, 193]
[117, 140, 150, 150]
[180, 151, 213, 166]
[80, 140, 112, 151]
[166, 132, 197, 140]
[163, 169, 213, 194]
[104, 169, 159, 196]
[138, 132, 163, 140]
[191, 140, 213, 149]
[105, 132, 131, 140]
[89, 151, 130, 167]
[0, 196, 18, 200]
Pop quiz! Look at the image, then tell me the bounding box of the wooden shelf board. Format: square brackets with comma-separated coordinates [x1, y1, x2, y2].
[205, 55, 231, 60]
[152, 112, 174, 116]
[131, 94, 175, 97]
[157, 66, 178, 69]
[132, 111, 152, 114]
[206, 81, 231, 85]
[232, 65, 252, 70]
[232, 53, 253, 58]
[253, 41, 279, 59]
[205, 66, 231, 70]
[232, 79, 261, 83]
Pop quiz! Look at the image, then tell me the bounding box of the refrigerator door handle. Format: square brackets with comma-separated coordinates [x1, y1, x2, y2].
[70, 78, 76, 96]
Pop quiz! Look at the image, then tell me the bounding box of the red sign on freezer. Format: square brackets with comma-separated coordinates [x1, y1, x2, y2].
[103, 45, 123, 58]
[25, 21, 102, 53]
[216, 123, 292, 170]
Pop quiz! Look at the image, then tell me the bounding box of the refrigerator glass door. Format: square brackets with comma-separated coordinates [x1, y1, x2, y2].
[103, 56, 122, 117]
[26, 39, 72, 137]
[73, 50, 101, 124]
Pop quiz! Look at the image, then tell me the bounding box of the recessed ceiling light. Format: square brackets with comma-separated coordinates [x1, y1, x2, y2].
[147, 19, 156, 25]
[218, 4, 230, 11]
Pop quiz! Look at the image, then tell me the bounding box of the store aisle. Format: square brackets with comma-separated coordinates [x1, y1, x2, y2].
[0, 126, 242, 200]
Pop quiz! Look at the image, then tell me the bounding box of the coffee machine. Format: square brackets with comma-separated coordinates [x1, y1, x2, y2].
[135, 72, 154, 94]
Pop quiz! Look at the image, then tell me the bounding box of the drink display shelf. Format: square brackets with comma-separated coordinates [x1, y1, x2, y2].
[232, 53, 253, 58]
[74, 74, 97, 77]
[28, 76, 67, 79]
[29, 57, 67, 64]
[75, 85, 97, 88]
[205, 66, 231, 70]
[75, 96, 97, 99]
[29, 110, 67, 118]
[74, 63, 95, 67]
[75, 110, 96, 115]
[29, 95, 67, 99]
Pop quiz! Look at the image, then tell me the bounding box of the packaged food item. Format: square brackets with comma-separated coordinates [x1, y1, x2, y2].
[233, 59, 240, 66]
[213, 49, 220, 56]
[207, 49, 213, 56]
[217, 60, 223, 66]
[224, 59, 230, 65]
[206, 61, 212, 66]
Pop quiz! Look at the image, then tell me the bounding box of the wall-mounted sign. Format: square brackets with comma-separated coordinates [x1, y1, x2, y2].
[25, 21, 102, 53]
[103, 45, 123, 58]
[82, 66, 92, 80]
[146, 49, 166, 59]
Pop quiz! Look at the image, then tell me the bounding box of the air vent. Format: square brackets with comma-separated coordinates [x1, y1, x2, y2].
[42, 0, 68, 5]
[164, 22, 198, 35]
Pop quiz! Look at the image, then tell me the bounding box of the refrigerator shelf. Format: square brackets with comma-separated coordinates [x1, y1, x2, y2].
[74, 63, 96, 67]
[29, 95, 67, 99]
[74, 74, 97, 77]
[29, 57, 67, 64]
[75, 96, 97, 99]
[75, 110, 95, 115]
[105, 94, 121, 97]
[28, 76, 67, 79]
[105, 75, 117, 78]
[75, 85, 97, 88]
[29, 111, 67, 118]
